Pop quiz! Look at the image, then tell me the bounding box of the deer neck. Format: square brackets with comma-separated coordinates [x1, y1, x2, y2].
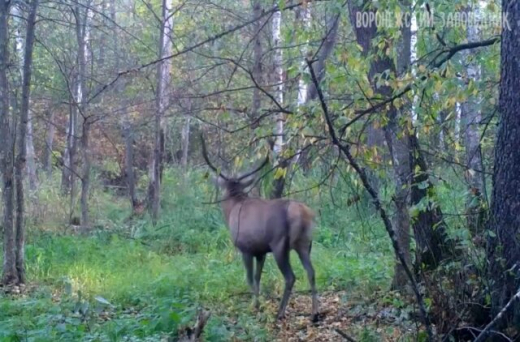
[221, 195, 247, 225]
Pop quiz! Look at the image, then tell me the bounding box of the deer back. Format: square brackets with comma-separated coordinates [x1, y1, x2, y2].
[223, 197, 314, 255]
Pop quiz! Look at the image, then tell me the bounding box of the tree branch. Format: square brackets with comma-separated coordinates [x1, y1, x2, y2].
[306, 58, 435, 342]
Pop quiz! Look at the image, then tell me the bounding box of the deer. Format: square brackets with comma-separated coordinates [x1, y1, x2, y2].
[201, 136, 318, 321]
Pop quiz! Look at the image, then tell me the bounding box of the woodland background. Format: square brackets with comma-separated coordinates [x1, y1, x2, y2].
[0, 0, 519, 340]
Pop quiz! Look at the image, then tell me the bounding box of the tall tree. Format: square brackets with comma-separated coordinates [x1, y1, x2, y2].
[149, 0, 174, 224]
[111, 0, 137, 211]
[1, 0, 17, 285]
[487, 0, 520, 327]
[12, 4, 38, 192]
[74, 1, 92, 227]
[270, 7, 285, 199]
[14, 0, 39, 283]
[461, 4, 484, 234]
[250, 0, 263, 127]
[348, 0, 412, 289]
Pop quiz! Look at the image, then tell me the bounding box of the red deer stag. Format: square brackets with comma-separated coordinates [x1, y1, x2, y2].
[201, 136, 318, 321]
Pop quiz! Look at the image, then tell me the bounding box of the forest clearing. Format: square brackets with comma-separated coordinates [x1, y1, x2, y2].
[1, 0, 519, 341]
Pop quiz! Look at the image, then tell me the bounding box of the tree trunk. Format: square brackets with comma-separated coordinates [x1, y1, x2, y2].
[75, 3, 92, 227]
[348, 0, 412, 288]
[12, 4, 37, 192]
[181, 114, 191, 170]
[14, 0, 39, 284]
[272, 9, 283, 156]
[42, 108, 55, 177]
[298, 11, 339, 173]
[111, 0, 137, 211]
[80, 120, 91, 227]
[389, 0, 412, 289]
[347, 1, 385, 190]
[123, 120, 137, 208]
[270, 8, 285, 199]
[306, 12, 339, 102]
[26, 109, 37, 191]
[461, 5, 484, 235]
[0, 0, 17, 285]
[409, 134, 453, 270]
[487, 0, 520, 328]
[149, 0, 173, 224]
[61, 99, 77, 194]
[250, 0, 263, 127]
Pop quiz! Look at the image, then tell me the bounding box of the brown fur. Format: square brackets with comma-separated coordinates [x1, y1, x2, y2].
[213, 176, 319, 321]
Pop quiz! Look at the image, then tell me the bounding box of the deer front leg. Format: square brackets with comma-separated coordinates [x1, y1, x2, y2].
[254, 254, 266, 309]
[242, 253, 255, 304]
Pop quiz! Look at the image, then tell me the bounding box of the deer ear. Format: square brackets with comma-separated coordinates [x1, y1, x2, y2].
[240, 175, 256, 189]
[211, 175, 226, 188]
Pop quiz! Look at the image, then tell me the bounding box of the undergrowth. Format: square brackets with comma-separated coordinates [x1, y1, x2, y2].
[0, 168, 395, 341]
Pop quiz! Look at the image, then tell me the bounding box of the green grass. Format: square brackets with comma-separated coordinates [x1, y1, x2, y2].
[0, 168, 394, 341]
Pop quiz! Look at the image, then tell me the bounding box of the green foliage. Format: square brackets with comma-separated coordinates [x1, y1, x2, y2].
[0, 167, 394, 341]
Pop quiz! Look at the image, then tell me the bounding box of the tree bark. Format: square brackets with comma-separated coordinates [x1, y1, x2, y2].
[461, 5, 484, 235]
[12, 4, 37, 192]
[42, 107, 55, 177]
[389, 0, 412, 289]
[111, 0, 137, 210]
[347, 1, 385, 190]
[487, 0, 520, 327]
[270, 8, 285, 199]
[250, 0, 263, 127]
[61, 98, 77, 195]
[75, 2, 92, 227]
[306, 12, 339, 102]
[409, 134, 453, 270]
[149, 0, 173, 224]
[14, 0, 39, 284]
[181, 113, 191, 170]
[1, 0, 17, 285]
[348, 0, 412, 288]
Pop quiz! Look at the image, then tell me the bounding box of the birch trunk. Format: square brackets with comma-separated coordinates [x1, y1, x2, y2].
[461, 5, 484, 234]
[42, 108, 55, 177]
[250, 0, 263, 127]
[181, 112, 191, 170]
[270, 9, 286, 199]
[75, 3, 92, 227]
[149, 0, 173, 224]
[272, 9, 283, 156]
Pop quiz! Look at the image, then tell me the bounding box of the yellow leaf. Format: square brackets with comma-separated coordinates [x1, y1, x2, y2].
[274, 167, 286, 180]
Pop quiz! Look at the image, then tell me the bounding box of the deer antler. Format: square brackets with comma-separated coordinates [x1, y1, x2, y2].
[237, 155, 269, 181]
[200, 133, 229, 181]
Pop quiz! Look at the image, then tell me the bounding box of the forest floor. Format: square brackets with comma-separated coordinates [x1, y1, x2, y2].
[265, 291, 420, 342]
[0, 171, 429, 341]
[0, 230, 421, 342]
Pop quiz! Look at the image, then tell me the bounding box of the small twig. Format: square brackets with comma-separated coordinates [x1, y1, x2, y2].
[474, 287, 520, 342]
[335, 328, 357, 342]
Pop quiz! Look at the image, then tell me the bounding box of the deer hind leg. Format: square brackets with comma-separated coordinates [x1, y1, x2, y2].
[253, 254, 266, 309]
[273, 241, 295, 320]
[296, 241, 318, 322]
[242, 253, 255, 303]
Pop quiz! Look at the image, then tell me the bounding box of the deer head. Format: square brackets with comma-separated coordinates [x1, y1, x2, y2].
[200, 133, 268, 199]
